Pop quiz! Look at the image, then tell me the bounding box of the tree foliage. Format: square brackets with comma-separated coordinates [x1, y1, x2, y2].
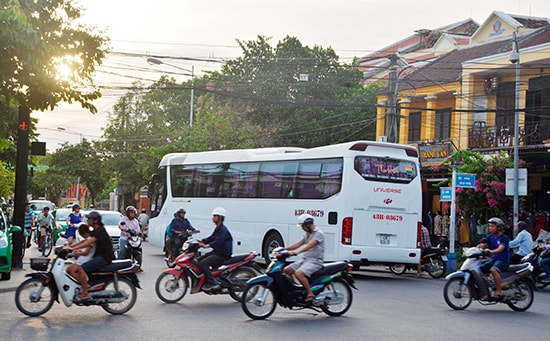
[48, 139, 107, 205]
[214, 35, 380, 147]
[0, 0, 107, 111]
[433, 150, 524, 218]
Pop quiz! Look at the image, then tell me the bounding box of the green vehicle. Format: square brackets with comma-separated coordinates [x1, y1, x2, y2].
[0, 208, 18, 280]
[52, 208, 72, 242]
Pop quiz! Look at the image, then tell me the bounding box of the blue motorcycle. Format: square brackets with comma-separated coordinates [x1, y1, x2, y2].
[241, 247, 356, 319]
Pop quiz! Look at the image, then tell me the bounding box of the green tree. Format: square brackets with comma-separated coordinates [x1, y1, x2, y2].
[433, 150, 524, 218]
[0, 0, 107, 203]
[214, 35, 379, 147]
[0, 163, 15, 199]
[48, 140, 107, 205]
[0, 0, 107, 111]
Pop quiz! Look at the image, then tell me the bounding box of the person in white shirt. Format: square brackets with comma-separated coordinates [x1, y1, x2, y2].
[509, 221, 533, 264]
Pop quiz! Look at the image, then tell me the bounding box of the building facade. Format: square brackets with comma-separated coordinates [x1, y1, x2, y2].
[368, 11, 550, 216]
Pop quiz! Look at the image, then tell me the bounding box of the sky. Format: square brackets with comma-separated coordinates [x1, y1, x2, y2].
[33, 0, 550, 150]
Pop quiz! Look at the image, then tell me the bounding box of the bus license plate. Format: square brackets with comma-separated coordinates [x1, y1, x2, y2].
[380, 234, 391, 245]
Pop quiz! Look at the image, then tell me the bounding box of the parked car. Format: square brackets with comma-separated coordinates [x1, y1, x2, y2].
[0, 208, 16, 280]
[29, 200, 56, 213]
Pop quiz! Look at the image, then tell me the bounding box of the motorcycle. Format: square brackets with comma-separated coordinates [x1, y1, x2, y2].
[241, 247, 357, 320]
[123, 228, 142, 267]
[521, 241, 550, 290]
[165, 230, 199, 268]
[389, 247, 447, 278]
[15, 246, 141, 316]
[443, 247, 534, 311]
[155, 239, 262, 303]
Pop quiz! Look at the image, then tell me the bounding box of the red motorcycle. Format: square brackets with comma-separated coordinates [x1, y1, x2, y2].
[155, 240, 262, 303]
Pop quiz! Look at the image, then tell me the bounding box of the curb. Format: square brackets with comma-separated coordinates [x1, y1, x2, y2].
[0, 262, 32, 293]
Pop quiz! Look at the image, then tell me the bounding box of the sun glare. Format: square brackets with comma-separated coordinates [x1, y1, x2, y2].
[54, 56, 81, 81]
[56, 63, 73, 79]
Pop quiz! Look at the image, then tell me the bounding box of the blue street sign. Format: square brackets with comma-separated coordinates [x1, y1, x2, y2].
[456, 173, 476, 188]
[440, 187, 452, 201]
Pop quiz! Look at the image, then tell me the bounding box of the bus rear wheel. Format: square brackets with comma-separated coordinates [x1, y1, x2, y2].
[262, 232, 283, 264]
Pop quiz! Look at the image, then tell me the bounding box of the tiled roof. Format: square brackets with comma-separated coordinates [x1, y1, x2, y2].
[395, 25, 550, 92]
[358, 19, 479, 63]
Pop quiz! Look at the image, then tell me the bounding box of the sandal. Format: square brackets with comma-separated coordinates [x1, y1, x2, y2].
[491, 294, 504, 301]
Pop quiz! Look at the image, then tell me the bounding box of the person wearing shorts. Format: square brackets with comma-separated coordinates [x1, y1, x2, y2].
[67, 211, 113, 301]
[284, 214, 325, 303]
[477, 217, 510, 300]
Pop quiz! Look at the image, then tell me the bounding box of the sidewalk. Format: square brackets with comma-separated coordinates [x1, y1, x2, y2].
[0, 245, 48, 293]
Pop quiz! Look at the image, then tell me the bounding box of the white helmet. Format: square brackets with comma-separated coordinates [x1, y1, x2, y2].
[297, 213, 314, 226]
[211, 207, 226, 217]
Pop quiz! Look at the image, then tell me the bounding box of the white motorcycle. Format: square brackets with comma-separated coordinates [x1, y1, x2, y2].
[15, 246, 141, 316]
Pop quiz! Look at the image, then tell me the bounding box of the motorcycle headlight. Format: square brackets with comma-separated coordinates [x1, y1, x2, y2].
[0, 238, 8, 248]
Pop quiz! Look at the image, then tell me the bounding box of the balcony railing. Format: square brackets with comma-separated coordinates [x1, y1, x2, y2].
[468, 122, 550, 149]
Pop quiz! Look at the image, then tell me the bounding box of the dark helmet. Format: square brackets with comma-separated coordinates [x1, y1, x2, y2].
[488, 217, 505, 229]
[176, 207, 186, 214]
[86, 211, 102, 224]
[517, 221, 527, 230]
[72, 204, 81, 211]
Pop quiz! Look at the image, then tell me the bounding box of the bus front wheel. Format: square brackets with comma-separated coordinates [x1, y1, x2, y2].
[262, 232, 283, 264]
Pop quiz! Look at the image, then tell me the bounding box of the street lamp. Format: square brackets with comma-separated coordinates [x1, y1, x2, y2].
[147, 57, 195, 128]
[509, 30, 520, 233]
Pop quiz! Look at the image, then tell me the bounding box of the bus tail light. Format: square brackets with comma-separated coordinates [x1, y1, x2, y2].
[405, 148, 419, 158]
[342, 217, 353, 245]
[416, 221, 422, 247]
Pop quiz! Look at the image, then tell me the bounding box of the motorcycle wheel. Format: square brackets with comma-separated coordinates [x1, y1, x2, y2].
[15, 278, 55, 317]
[389, 264, 407, 275]
[507, 279, 534, 312]
[156, 272, 188, 303]
[241, 283, 276, 320]
[427, 257, 446, 279]
[320, 278, 353, 317]
[228, 266, 261, 302]
[101, 277, 137, 315]
[443, 277, 473, 310]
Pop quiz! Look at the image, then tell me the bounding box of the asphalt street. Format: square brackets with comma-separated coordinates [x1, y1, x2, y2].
[1, 242, 550, 340]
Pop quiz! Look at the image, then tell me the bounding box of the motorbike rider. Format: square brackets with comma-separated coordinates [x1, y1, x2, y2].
[416, 224, 432, 277]
[118, 206, 141, 263]
[197, 207, 233, 291]
[537, 243, 550, 282]
[284, 214, 325, 303]
[509, 221, 533, 264]
[167, 208, 199, 261]
[67, 211, 114, 301]
[66, 204, 83, 246]
[37, 206, 54, 251]
[138, 208, 150, 241]
[477, 217, 510, 300]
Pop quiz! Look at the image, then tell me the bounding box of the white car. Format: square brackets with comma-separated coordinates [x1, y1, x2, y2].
[56, 210, 122, 256]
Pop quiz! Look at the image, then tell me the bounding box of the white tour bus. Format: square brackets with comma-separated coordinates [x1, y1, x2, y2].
[147, 141, 422, 266]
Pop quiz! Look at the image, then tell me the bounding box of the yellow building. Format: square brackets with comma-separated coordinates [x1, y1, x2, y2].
[373, 11, 550, 214]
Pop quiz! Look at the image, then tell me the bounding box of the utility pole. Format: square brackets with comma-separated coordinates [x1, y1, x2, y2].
[12, 105, 31, 269]
[385, 54, 399, 143]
